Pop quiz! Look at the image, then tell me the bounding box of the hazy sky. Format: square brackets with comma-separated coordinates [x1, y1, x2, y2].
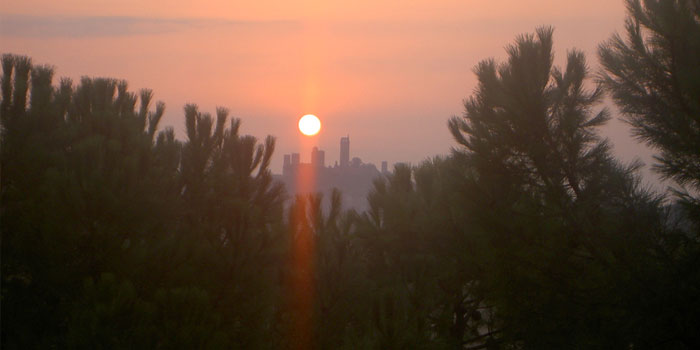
[2, 0, 656, 178]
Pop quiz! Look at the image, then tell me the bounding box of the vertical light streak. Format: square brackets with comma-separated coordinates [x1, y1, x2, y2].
[285, 19, 327, 349]
[287, 133, 317, 349]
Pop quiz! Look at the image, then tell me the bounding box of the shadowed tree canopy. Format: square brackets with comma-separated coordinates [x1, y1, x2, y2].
[449, 27, 615, 205]
[448, 27, 693, 349]
[599, 0, 700, 198]
[3, 1, 700, 347]
[1, 53, 286, 349]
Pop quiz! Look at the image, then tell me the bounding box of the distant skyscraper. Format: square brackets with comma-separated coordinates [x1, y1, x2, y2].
[284, 154, 291, 169]
[311, 147, 325, 168]
[318, 150, 325, 168]
[340, 136, 350, 168]
[276, 141, 401, 211]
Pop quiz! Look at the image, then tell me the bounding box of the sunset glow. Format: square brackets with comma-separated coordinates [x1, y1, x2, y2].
[0, 1, 640, 174]
[298, 114, 321, 136]
[3, 0, 695, 347]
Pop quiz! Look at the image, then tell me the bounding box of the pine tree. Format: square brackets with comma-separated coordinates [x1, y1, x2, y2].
[599, 0, 700, 204]
[448, 28, 675, 348]
[1, 54, 175, 348]
[177, 104, 286, 348]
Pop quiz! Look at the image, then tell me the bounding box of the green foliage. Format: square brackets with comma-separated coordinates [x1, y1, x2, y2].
[66, 273, 229, 349]
[176, 103, 286, 348]
[2, 54, 172, 347]
[355, 163, 439, 348]
[600, 2, 700, 346]
[281, 190, 374, 349]
[1, 54, 285, 348]
[3, 3, 700, 347]
[448, 27, 691, 348]
[599, 0, 700, 197]
[351, 159, 495, 349]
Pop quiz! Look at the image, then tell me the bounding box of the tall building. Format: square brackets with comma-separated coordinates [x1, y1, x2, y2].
[340, 136, 350, 168]
[311, 147, 325, 168]
[275, 136, 399, 211]
[311, 147, 319, 165]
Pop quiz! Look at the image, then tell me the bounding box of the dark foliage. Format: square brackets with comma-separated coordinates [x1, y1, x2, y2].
[2, 2, 700, 348]
[599, 0, 700, 208]
[1, 54, 284, 349]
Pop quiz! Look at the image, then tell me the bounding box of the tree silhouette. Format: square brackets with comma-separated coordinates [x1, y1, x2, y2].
[4, 4, 700, 345]
[599, 0, 700, 210]
[176, 103, 285, 347]
[599, 2, 700, 347]
[448, 27, 680, 348]
[1, 54, 285, 349]
[1, 54, 174, 347]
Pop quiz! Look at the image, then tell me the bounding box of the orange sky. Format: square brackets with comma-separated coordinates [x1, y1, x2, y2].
[2, 0, 656, 178]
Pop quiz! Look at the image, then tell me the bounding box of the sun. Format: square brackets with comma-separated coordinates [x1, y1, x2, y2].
[298, 114, 321, 136]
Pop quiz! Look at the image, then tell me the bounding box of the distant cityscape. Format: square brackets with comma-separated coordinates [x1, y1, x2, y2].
[274, 136, 398, 210]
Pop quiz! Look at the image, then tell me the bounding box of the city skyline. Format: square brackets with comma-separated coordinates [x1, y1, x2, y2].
[1, 0, 654, 177]
[3, 1, 698, 347]
[279, 135, 386, 210]
[282, 135, 397, 173]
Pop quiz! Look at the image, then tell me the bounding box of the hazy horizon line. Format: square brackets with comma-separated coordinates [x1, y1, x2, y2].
[0, 14, 301, 37]
[0, 13, 621, 38]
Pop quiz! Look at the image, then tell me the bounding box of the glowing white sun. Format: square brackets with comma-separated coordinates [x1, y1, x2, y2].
[298, 114, 321, 136]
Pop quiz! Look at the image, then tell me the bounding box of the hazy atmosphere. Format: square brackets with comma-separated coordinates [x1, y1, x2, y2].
[2, 0, 646, 174]
[3, 1, 698, 349]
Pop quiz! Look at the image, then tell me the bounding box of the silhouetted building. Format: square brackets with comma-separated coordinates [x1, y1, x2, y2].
[311, 147, 325, 168]
[284, 154, 291, 170]
[340, 136, 350, 168]
[276, 136, 394, 211]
